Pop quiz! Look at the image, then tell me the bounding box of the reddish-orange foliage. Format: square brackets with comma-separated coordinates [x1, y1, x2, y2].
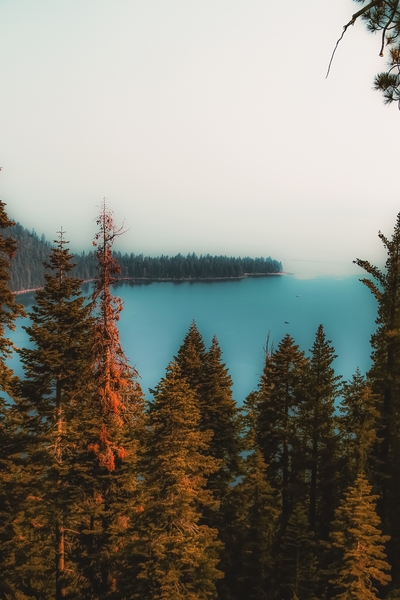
[91, 199, 140, 471]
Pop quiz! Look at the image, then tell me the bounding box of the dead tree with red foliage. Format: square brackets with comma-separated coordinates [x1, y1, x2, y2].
[91, 198, 141, 472]
[74, 200, 145, 597]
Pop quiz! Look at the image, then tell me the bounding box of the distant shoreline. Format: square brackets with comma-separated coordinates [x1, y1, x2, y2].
[13, 271, 288, 296]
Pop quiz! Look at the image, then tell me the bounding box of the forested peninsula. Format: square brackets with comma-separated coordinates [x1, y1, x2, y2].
[5, 222, 283, 292]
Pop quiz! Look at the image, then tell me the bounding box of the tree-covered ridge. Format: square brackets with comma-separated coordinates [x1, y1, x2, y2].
[4, 222, 282, 292]
[4, 222, 53, 291]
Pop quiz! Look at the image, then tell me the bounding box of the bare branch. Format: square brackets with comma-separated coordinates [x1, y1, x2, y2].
[326, 0, 386, 78]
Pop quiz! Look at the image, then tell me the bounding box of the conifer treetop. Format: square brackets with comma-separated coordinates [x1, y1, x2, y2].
[91, 199, 141, 471]
[330, 472, 391, 599]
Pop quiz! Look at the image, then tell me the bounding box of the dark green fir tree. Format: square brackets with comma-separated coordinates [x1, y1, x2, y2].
[174, 320, 207, 392]
[16, 229, 94, 599]
[223, 449, 278, 600]
[134, 361, 223, 600]
[201, 335, 242, 499]
[354, 214, 400, 582]
[255, 334, 309, 526]
[329, 472, 391, 600]
[301, 325, 341, 540]
[279, 503, 319, 600]
[338, 369, 380, 483]
[176, 326, 243, 500]
[0, 201, 26, 597]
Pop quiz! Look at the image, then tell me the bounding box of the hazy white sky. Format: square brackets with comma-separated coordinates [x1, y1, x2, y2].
[1, 0, 399, 275]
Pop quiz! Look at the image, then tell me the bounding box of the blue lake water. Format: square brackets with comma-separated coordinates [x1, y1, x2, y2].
[10, 273, 378, 404]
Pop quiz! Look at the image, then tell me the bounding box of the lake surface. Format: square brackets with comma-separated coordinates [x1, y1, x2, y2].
[11, 273, 378, 404]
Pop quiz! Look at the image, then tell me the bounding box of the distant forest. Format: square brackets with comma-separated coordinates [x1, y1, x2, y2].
[5, 222, 283, 292]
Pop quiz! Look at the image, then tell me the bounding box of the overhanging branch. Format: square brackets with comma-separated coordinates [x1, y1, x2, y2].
[326, 0, 386, 78]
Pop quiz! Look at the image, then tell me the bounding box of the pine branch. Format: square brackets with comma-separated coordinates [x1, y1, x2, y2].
[326, 0, 386, 78]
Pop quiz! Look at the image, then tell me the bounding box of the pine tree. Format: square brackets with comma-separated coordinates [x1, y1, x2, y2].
[175, 326, 243, 501]
[15, 229, 94, 598]
[329, 1, 400, 107]
[222, 449, 278, 600]
[175, 326, 243, 596]
[255, 334, 309, 525]
[338, 370, 380, 482]
[300, 325, 341, 539]
[174, 320, 207, 392]
[354, 214, 400, 582]
[0, 201, 26, 596]
[200, 335, 243, 505]
[76, 200, 144, 598]
[134, 361, 223, 599]
[90, 198, 142, 471]
[279, 503, 319, 600]
[329, 472, 391, 600]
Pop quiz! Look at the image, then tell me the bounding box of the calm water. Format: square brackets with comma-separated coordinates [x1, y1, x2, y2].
[10, 274, 378, 404]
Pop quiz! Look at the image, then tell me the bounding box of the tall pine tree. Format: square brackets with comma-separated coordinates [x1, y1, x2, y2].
[134, 361, 223, 599]
[174, 320, 206, 393]
[354, 213, 400, 582]
[201, 335, 243, 506]
[300, 325, 341, 540]
[0, 200, 26, 596]
[338, 370, 380, 483]
[77, 200, 144, 598]
[90, 199, 142, 471]
[329, 472, 391, 600]
[16, 229, 94, 598]
[222, 449, 278, 600]
[255, 334, 309, 526]
[279, 503, 319, 600]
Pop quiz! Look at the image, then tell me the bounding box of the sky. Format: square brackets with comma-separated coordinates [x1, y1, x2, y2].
[1, 0, 399, 276]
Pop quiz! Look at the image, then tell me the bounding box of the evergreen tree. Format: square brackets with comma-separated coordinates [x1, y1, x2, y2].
[175, 327, 243, 596]
[91, 198, 142, 471]
[174, 320, 207, 393]
[338, 370, 380, 482]
[301, 325, 341, 539]
[15, 229, 94, 598]
[201, 335, 243, 504]
[329, 472, 391, 600]
[222, 449, 278, 600]
[201, 337, 244, 598]
[255, 334, 309, 525]
[0, 201, 26, 596]
[77, 200, 144, 598]
[354, 214, 400, 582]
[279, 503, 319, 600]
[134, 361, 223, 599]
[175, 326, 243, 499]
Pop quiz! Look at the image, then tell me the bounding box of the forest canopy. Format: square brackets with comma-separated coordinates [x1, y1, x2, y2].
[2, 199, 400, 598]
